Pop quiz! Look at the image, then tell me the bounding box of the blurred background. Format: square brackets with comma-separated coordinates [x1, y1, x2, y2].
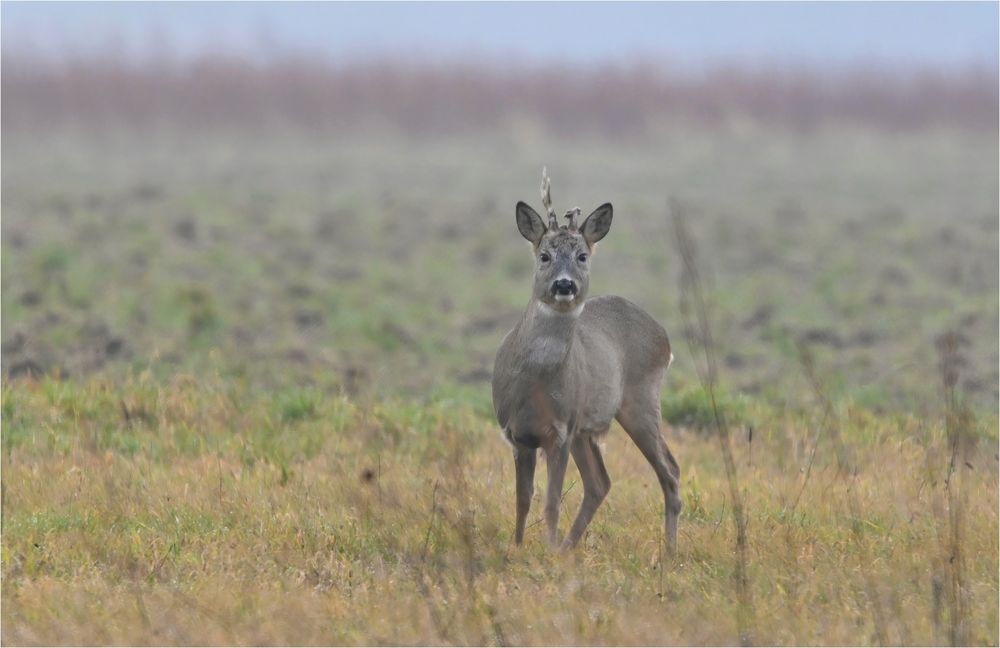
[2, 1, 998, 413]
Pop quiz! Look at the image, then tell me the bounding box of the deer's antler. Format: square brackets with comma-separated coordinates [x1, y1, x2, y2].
[564, 207, 581, 230]
[540, 167, 559, 230]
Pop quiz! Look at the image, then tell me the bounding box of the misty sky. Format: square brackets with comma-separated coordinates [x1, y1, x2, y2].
[3, 1, 997, 69]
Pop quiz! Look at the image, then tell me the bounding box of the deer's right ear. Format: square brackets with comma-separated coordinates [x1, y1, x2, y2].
[581, 202, 613, 247]
[516, 201, 547, 246]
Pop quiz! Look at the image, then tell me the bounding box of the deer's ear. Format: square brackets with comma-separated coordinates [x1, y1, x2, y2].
[581, 203, 613, 246]
[516, 201, 547, 246]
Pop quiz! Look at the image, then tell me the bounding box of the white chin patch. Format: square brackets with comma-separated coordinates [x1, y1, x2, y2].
[554, 293, 575, 303]
[539, 300, 585, 317]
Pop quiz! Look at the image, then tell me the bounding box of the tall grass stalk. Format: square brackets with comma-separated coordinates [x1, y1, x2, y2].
[671, 200, 754, 645]
[936, 331, 971, 646]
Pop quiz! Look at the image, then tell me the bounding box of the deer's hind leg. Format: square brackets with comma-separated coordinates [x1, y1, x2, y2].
[561, 433, 612, 550]
[617, 396, 682, 551]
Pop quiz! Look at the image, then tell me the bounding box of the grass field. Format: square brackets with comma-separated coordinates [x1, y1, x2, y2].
[1, 376, 997, 645]
[2, 57, 998, 645]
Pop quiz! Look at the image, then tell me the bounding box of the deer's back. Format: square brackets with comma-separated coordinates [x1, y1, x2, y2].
[579, 295, 672, 388]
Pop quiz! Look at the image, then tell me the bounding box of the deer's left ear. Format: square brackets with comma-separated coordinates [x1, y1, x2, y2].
[581, 203, 613, 247]
[516, 201, 547, 246]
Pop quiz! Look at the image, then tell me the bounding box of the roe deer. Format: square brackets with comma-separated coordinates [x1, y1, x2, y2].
[492, 169, 681, 551]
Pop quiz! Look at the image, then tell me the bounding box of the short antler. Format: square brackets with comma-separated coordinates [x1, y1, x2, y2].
[564, 207, 581, 230]
[540, 167, 559, 230]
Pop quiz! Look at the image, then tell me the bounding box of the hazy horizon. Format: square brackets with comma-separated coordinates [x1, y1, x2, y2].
[3, 1, 997, 71]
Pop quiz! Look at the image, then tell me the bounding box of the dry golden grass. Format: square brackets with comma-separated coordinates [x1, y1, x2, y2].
[1, 376, 997, 645]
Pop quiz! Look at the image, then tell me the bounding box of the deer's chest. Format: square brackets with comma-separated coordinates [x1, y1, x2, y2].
[509, 348, 622, 439]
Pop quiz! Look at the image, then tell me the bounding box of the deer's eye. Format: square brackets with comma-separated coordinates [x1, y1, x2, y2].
[539, 252, 551, 263]
[577, 253, 588, 263]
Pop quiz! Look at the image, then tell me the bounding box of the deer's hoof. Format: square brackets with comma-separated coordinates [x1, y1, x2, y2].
[557, 539, 577, 553]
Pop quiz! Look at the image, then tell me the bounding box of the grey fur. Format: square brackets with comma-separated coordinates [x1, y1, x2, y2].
[493, 188, 681, 551]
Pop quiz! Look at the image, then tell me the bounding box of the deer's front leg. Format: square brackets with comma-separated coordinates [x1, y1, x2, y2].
[513, 445, 537, 545]
[544, 440, 570, 548]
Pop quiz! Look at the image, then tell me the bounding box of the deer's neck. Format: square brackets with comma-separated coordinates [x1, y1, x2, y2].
[518, 300, 583, 371]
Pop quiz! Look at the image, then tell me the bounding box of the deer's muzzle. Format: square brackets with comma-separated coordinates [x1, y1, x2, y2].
[552, 278, 578, 299]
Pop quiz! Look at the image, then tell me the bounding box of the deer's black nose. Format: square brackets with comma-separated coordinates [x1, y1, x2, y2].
[552, 279, 577, 296]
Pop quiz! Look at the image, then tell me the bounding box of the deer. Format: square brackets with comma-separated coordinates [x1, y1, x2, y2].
[492, 169, 682, 552]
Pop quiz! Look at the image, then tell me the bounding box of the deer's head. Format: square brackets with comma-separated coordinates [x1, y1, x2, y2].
[514, 171, 612, 313]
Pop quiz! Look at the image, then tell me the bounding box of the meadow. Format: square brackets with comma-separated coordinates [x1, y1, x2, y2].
[1, 56, 998, 645]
